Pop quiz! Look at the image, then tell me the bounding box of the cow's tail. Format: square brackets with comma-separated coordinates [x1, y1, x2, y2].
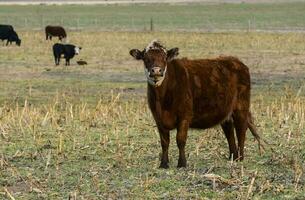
[247, 112, 270, 155]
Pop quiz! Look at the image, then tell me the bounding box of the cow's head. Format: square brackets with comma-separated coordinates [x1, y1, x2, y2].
[130, 40, 179, 87]
[75, 46, 82, 55]
[16, 39, 21, 46]
[10, 32, 21, 46]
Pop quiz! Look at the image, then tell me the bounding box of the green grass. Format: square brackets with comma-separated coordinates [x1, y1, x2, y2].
[1, 31, 305, 199]
[1, 2, 305, 31]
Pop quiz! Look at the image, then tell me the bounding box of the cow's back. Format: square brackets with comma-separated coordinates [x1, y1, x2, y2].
[0, 25, 14, 32]
[46, 26, 67, 37]
[0, 25, 14, 39]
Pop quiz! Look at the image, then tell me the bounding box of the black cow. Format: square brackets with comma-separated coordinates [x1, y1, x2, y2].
[53, 43, 81, 66]
[0, 25, 21, 46]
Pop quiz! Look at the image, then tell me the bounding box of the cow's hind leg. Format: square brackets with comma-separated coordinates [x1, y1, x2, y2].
[221, 119, 238, 160]
[158, 127, 170, 169]
[176, 120, 189, 168]
[233, 110, 248, 160]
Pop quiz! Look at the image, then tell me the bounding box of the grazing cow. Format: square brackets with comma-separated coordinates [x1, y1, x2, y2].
[53, 43, 81, 66]
[45, 25, 67, 41]
[130, 40, 261, 168]
[0, 25, 21, 46]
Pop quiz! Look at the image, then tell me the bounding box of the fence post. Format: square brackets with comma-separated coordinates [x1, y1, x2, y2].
[150, 17, 154, 32]
[24, 18, 28, 29]
[248, 20, 251, 32]
[131, 17, 134, 31]
[41, 16, 44, 29]
[76, 18, 79, 30]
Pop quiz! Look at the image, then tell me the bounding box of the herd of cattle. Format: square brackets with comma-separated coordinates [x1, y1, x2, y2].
[1, 24, 264, 168]
[0, 24, 83, 66]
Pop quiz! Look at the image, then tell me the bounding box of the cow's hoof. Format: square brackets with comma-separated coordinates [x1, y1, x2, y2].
[177, 164, 186, 168]
[159, 163, 169, 169]
[177, 161, 187, 168]
[177, 158, 187, 168]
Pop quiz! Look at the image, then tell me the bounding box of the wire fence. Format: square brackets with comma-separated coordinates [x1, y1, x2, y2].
[3, 16, 305, 33]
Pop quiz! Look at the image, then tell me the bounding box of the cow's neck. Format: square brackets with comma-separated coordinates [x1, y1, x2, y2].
[150, 81, 167, 101]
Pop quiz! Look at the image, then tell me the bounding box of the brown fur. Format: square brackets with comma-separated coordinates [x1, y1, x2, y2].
[130, 42, 260, 168]
[45, 25, 67, 41]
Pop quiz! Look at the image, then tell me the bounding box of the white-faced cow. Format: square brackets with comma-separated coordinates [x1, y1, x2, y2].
[130, 40, 262, 168]
[53, 43, 81, 66]
[0, 25, 21, 46]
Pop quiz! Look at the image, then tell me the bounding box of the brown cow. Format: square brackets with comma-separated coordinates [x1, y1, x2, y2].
[45, 25, 67, 41]
[130, 40, 261, 168]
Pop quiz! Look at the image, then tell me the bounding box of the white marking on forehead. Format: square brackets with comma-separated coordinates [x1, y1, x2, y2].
[74, 47, 80, 54]
[145, 39, 158, 51]
[145, 39, 166, 53]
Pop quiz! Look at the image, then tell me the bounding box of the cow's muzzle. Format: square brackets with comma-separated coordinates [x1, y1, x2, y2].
[149, 67, 164, 77]
[145, 66, 167, 87]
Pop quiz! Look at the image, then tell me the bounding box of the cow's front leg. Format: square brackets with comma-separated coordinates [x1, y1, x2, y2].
[158, 127, 170, 169]
[176, 120, 189, 168]
[56, 56, 60, 65]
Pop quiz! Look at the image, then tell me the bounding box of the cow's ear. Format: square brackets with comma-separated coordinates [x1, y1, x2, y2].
[130, 49, 143, 60]
[167, 48, 179, 61]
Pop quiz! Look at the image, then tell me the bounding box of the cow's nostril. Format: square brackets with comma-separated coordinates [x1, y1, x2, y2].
[151, 67, 162, 75]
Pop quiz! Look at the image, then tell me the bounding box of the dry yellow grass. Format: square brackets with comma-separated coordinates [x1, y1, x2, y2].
[0, 31, 305, 199]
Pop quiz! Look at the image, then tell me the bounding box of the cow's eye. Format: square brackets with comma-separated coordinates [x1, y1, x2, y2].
[144, 59, 151, 65]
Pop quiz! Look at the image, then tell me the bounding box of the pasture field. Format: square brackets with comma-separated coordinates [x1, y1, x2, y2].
[1, 2, 305, 31]
[0, 30, 305, 199]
